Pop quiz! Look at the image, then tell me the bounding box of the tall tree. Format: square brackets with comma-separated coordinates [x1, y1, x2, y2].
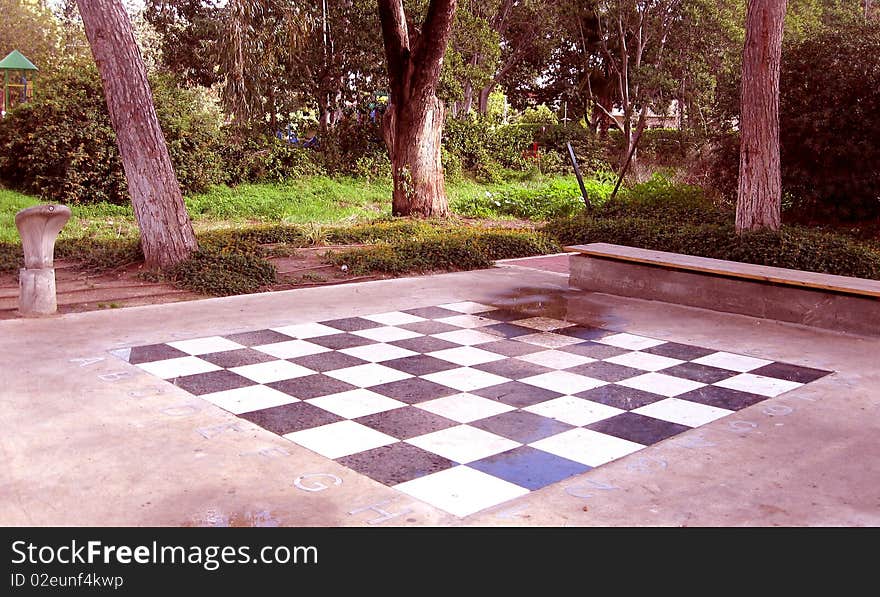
[76, 0, 198, 267]
[594, 0, 682, 165]
[451, 0, 552, 117]
[736, 0, 787, 233]
[378, 0, 457, 217]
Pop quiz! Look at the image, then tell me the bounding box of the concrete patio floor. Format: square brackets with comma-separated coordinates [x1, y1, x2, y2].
[1, 257, 878, 527]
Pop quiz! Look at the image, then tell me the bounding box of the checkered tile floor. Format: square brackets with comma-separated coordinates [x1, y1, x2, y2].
[112, 301, 832, 517]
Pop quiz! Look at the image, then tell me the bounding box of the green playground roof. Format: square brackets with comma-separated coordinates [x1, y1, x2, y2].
[0, 50, 38, 71]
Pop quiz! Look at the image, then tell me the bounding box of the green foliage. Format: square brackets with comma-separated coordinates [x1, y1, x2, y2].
[443, 117, 532, 172]
[605, 173, 729, 224]
[0, 234, 145, 275]
[441, 147, 464, 182]
[543, 172, 880, 280]
[163, 250, 276, 296]
[316, 119, 389, 178]
[519, 104, 559, 126]
[439, 6, 501, 106]
[779, 21, 880, 220]
[451, 176, 614, 220]
[150, 76, 226, 194]
[0, 64, 127, 204]
[263, 142, 327, 182]
[328, 227, 560, 275]
[0, 0, 65, 74]
[0, 65, 227, 204]
[55, 238, 144, 272]
[0, 241, 21, 273]
[326, 219, 444, 245]
[544, 216, 880, 281]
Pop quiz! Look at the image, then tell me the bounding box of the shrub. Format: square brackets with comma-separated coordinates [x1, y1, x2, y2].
[317, 119, 388, 177]
[0, 64, 226, 204]
[264, 142, 326, 181]
[779, 22, 880, 220]
[519, 104, 559, 126]
[516, 124, 614, 177]
[441, 146, 463, 182]
[605, 173, 730, 225]
[443, 116, 531, 172]
[0, 65, 127, 204]
[151, 75, 226, 193]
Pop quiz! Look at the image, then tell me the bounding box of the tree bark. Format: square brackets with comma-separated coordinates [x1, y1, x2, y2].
[378, 0, 456, 217]
[477, 85, 492, 115]
[736, 0, 787, 234]
[77, 0, 198, 267]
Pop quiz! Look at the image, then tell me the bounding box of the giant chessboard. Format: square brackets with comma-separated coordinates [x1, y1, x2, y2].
[113, 301, 831, 517]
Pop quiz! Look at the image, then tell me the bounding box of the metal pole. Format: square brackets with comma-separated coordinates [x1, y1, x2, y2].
[566, 142, 591, 210]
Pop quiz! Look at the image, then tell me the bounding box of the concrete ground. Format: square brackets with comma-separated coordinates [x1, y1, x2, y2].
[1, 257, 878, 527]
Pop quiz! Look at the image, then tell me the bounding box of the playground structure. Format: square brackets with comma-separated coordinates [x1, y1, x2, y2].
[0, 50, 38, 117]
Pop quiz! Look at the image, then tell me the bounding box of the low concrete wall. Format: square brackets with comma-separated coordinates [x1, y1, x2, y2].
[570, 254, 880, 337]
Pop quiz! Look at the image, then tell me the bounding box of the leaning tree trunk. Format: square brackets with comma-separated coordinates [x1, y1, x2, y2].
[77, 0, 198, 267]
[736, 0, 787, 233]
[383, 97, 449, 216]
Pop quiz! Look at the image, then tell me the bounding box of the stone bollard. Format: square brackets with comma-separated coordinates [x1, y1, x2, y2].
[15, 204, 72, 317]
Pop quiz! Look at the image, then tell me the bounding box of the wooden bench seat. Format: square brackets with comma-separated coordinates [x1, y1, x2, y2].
[565, 242, 880, 336]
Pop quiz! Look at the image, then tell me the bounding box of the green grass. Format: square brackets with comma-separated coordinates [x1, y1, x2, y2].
[0, 189, 41, 242]
[184, 176, 393, 223]
[1, 172, 589, 242]
[448, 173, 615, 220]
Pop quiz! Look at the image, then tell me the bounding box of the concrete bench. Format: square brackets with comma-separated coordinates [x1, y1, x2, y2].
[565, 242, 880, 336]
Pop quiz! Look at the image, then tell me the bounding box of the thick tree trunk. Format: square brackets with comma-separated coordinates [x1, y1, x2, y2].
[77, 0, 197, 268]
[736, 0, 787, 233]
[383, 98, 448, 216]
[378, 0, 456, 218]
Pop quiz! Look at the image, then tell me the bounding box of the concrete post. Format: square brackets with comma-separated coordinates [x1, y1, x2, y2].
[15, 204, 71, 317]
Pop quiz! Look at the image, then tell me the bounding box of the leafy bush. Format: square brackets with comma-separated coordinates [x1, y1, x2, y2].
[532, 125, 606, 169]
[152, 75, 226, 193]
[264, 142, 326, 181]
[605, 173, 730, 225]
[519, 104, 559, 125]
[0, 65, 127, 204]
[443, 116, 531, 172]
[441, 146, 463, 182]
[317, 119, 389, 178]
[0, 64, 226, 204]
[779, 21, 880, 220]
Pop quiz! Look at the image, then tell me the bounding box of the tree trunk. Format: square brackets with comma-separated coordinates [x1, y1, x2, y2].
[378, 0, 456, 217]
[461, 81, 474, 115]
[383, 98, 449, 216]
[477, 84, 492, 115]
[736, 0, 787, 234]
[77, 0, 197, 268]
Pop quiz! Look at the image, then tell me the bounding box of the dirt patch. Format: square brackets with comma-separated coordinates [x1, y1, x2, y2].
[0, 245, 385, 319]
